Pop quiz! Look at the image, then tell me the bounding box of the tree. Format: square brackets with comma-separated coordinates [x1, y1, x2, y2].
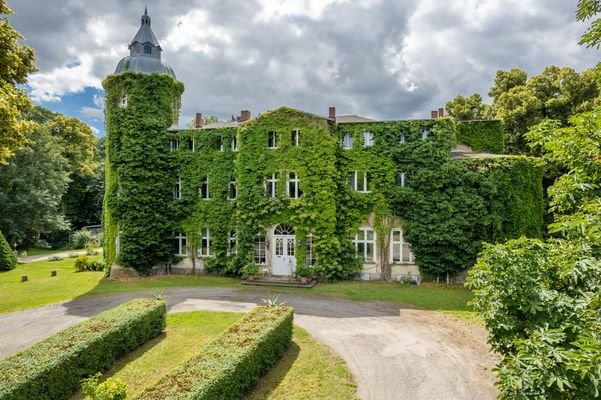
[445, 93, 489, 120]
[46, 115, 97, 176]
[0, 0, 37, 163]
[0, 230, 16, 271]
[488, 68, 528, 102]
[577, 0, 601, 48]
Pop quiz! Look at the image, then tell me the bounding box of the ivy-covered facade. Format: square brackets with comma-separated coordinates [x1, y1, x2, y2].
[103, 10, 544, 281]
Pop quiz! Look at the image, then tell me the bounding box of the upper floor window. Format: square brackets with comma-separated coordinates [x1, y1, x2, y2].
[363, 130, 374, 147]
[188, 137, 195, 151]
[219, 136, 224, 152]
[173, 177, 182, 199]
[421, 129, 430, 141]
[291, 129, 300, 146]
[399, 132, 406, 144]
[173, 233, 187, 256]
[119, 95, 127, 108]
[231, 136, 237, 152]
[198, 228, 213, 257]
[342, 133, 353, 149]
[353, 228, 375, 261]
[266, 173, 278, 198]
[306, 234, 316, 266]
[227, 231, 238, 256]
[170, 139, 179, 151]
[287, 172, 302, 198]
[144, 44, 152, 55]
[228, 181, 237, 200]
[199, 176, 210, 199]
[349, 171, 371, 193]
[390, 228, 414, 263]
[396, 172, 406, 187]
[268, 131, 278, 148]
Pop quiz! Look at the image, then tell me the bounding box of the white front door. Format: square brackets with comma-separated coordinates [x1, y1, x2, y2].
[272, 235, 296, 275]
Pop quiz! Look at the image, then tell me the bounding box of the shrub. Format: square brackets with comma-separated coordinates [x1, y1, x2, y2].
[135, 306, 294, 400]
[0, 231, 17, 271]
[241, 262, 259, 277]
[0, 298, 166, 400]
[295, 265, 313, 278]
[81, 373, 127, 400]
[71, 229, 99, 250]
[48, 255, 62, 262]
[74, 255, 91, 272]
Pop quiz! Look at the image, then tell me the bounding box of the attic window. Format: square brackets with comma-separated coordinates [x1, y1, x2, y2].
[144, 44, 152, 55]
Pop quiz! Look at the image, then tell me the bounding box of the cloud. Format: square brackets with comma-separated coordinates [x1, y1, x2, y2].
[8, 0, 600, 121]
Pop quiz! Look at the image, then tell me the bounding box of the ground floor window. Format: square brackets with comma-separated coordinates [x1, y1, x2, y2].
[254, 232, 266, 264]
[173, 233, 187, 256]
[353, 228, 375, 261]
[227, 230, 237, 256]
[198, 228, 212, 257]
[306, 234, 316, 266]
[390, 228, 413, 263]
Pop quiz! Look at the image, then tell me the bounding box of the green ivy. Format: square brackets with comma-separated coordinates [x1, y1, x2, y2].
[456, 120, 504, 153]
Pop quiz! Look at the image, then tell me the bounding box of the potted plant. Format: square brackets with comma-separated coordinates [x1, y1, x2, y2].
[295, 265, 313, 284]
[242, 262, 260, 281]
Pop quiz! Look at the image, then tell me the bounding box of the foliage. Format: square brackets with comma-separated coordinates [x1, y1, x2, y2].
[456, 120, 504, 153]
[47, 255, 62, 261]
[103, 71, 184, 273]
[242, 262, 260, 277]
[0, 230, 16, 271]
[445, 93, 489, 120]
[295, 264, 313, 278]
[0, 298, 166, 400]
[81, 373, 127, 400]
[134, 306, 293, 400]
[0, 0, 37, 164]
[0, 125, 70, 247]
[46, 115, 97, 177]
[577, 0, 601, 48]
[74, 255, 104, 272]
[71, 229, 100, 250]
[262, 292, 285, 306]
[488, 68, 528, 102]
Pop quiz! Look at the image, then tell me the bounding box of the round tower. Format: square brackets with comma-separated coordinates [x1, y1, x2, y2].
[103, 8, 184, 275]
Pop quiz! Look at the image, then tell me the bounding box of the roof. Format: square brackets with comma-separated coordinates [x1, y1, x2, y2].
[336, 115, 377, 123]
[115, 56, 176, 78]
[131, 8, 161, 48]
[198, 122, 239, 129]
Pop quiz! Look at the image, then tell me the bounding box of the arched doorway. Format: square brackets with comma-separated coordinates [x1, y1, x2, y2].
[272, 224, 296, 275]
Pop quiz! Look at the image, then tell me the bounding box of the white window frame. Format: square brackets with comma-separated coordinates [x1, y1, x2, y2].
[396, 172, 406, 187]
[422, 129, 430, 141]
[188, 137, 195, 152]
[174, 177, 182, 199]
[231, 136, 237, 152]
[174, 233, 187, 256]
[266, 173, 278, 198]
[228, 181, 237, 201]
[399, 131, 406, 144]
[390, 228, 414, 264]
[353, 228, 375, 262]
[291, 129, 300, 146]
[199, 176, 210, 199]
[219, 136, 224, 152]
[363, 130, 374, 147]
[268, 131, 278, 149]
[119, 95, 128, 108]
[198, 228, 213, 257]
[227, 231, 237, 256]
[349, 171, 370, 193]
[170, 138, 179, 151]
[254, 234, 266, 264]
[305, 234, 316, 266]
[287, 172, 301, 198]
[342, 133, 353, 149]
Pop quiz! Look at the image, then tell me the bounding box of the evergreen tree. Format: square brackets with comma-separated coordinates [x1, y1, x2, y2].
[0, 230, 16, 271]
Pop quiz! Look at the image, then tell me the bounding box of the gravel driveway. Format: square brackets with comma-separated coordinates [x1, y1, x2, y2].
[0, 287, 497, 400]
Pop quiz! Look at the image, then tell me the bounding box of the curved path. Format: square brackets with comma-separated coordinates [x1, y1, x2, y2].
[0, 287, 497, 400]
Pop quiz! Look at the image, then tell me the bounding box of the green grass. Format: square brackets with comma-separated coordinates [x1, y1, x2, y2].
[23, 247, 68, 256]
[70, 311, 356, 400]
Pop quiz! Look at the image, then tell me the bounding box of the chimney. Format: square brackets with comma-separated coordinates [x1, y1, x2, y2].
[438, 107, 444, 118]
[239, 110, 251, 122]
[431, 110, 438, 119]
[329, 106, 336, 119]
[195, 112, 203, 128]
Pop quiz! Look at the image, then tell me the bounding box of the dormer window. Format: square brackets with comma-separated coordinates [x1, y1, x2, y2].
[144, 44, 152, 55]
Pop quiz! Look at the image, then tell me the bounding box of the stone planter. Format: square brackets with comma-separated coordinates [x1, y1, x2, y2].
[247, 275, 255, 281]
[300, 276, 308, 284]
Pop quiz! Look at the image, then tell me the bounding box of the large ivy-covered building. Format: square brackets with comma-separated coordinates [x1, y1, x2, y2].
[103, 10, 544, 281]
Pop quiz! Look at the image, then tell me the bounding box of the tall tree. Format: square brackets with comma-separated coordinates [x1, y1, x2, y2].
[0, 0, 37, 163]
[488, 68, 528, 102]
[445, 93, 489, 120]
[577, 0, 601, 48]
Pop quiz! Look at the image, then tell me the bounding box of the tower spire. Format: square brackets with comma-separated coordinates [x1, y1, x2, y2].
[144, 5, 147, 16]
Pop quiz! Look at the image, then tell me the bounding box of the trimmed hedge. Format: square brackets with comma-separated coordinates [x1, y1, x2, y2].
[0, 298, 166, 400]
[456, 120, 504, 154]
[135, 306, 294, 400]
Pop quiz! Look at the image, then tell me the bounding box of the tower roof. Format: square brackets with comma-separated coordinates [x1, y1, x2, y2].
[130, 7, 161, 49]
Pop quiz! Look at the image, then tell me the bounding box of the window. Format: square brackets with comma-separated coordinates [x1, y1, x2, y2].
[228, 181, 237, 200]
[170, 139, 179, 151]
[188, 137, 195, 151]
[342, 133, 353, 149]
[173, 233, 187, 256]
[265, 173, 278, 198]
[198, 228, 212, 257]
[399, 132, 406, 144]
[144, 44, 152, 54]
[349, 171, 371, 193]
[306, 234, 316, 266]
[268, 131, 278, 148]
[219, 136, 224, 152]
[119, 95, 127, 108]
[287, 172, 302, 198]
[353, 228, 375, 261]
[421, 129, 430, 140]
[231, 136, 237, 151]
[396, 172, 406, 187]
[227, 231, 237, 256]
[173, 178, 182, 199]
[254, 231, 266, 264]
[291, 129, 300, 146]
[390, 229, 414, 263]
[199, 176, 210, 199]
[363, 130, 374, 147]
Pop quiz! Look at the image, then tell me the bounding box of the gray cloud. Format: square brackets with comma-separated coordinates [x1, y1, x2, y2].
[7, 0, 600, 124]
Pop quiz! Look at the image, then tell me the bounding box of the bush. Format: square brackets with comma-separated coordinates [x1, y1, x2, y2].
[71, 229, 99, 250]
[48, 255, 62, 262]
[241, 262, 260, 277]
[295, 265, 313, 278]
[81, 373, 127, 400]
[74, 255, 91, 272]
[0, 231, 17, 271]
[135, 306, 294, 400]
[0, 298, 165, 400]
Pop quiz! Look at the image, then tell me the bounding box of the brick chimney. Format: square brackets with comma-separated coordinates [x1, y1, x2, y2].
[329, 106, 336, 119]
[195, 112, 203, 128]
[239, 110, 251, 122]
[438, 107, 444, 118]
[431, 110, 438, 119]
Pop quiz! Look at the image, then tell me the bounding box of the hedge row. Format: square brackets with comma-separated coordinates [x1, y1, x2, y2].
[135, 305, 294, 400]
[0, 298, 166, 400]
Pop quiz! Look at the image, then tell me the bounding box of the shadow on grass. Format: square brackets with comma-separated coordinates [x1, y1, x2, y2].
[244, 341, 301, 400]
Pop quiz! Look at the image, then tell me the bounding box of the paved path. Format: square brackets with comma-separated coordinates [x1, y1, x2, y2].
[18, 248, 103, 263]
[0, 288, 497, 400]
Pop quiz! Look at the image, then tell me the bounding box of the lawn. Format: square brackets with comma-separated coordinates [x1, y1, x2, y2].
[70, 311, 356, 400]
[0, 257, 473, 315]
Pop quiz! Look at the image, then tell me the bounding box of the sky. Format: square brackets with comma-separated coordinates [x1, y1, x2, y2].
[7, 0, 601, 137]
